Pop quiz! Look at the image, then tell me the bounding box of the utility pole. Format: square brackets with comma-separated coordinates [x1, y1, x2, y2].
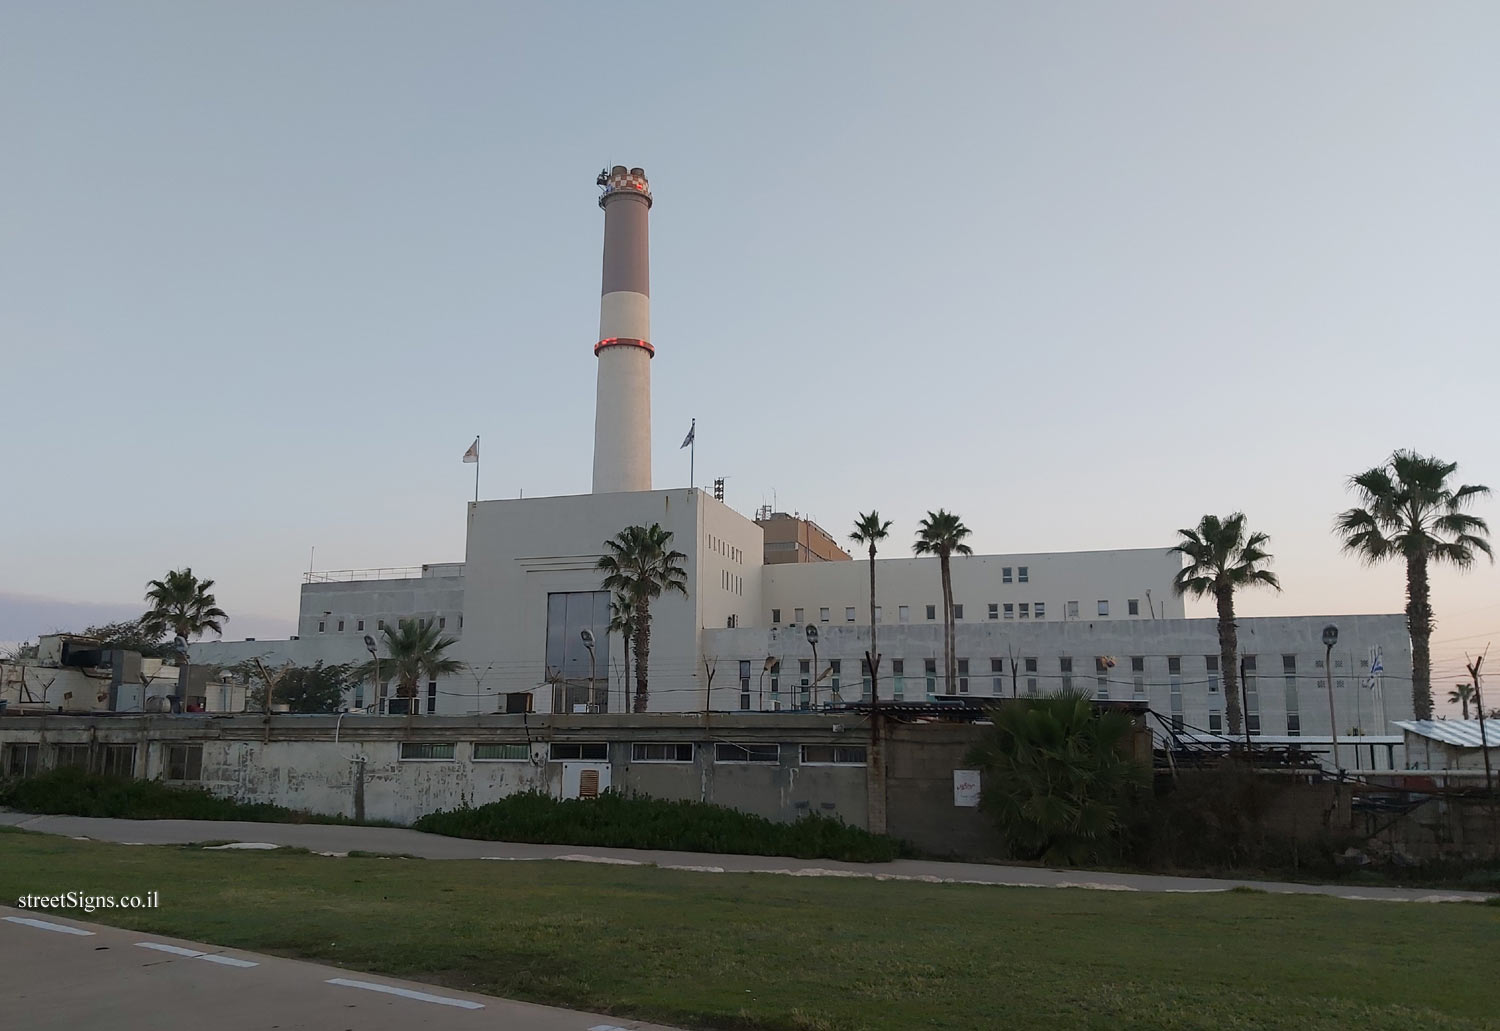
[1467, 647, 1497, 858]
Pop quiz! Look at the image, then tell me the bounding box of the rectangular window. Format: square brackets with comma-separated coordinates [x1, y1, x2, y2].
[860, 657, 872, 700]
[1243, 655, 1260, 735]
[794, 608, 804, 623]
[925, 604, 936, 621]
[1282, 654, 1297, 673]
[715, 742, 779, 763]
[377, 619, 385, 630]
[1060, 656, 1073, 692]
[1003, 603, 1014, 620]
[874, 605, 882, 624]
[1209, 711, 1223, 733]
[1019, 602, 1029, 619]
[990, 657, 1003, 694]
[1002, 567, 1012, 583]
[1095, 657, 1110, 700]
[771, 608, 781, 624]
[820, 607, 830, 622]
[399, 742, 455, 761]
[957, 658, 969, 694]
[550, 742, 608, 761]
[439, 617, 446, 630]
[829, 659, 841, 695]
[1131, 655, 1146, 700]
[1168, 658, 1183, 730]
[1206, 654, 1220, 693]
[165, 744, 203, 781]
[97, 744, 136, 778]
[800, 745, 868, 765]
[1066, 600, 1079, 619]
[1018, 566, 1029, 583]
[953, 604, 964, 620]
[1127, 599, 1139, 616]
[5, 743, 41, 778]
[473, 743, 530, 761]
[898, 605, 910, 623]
[988, 603, 999, 620]
[419, 618, 427, 630]
[357, 619, 364, 631]
[740, 659, 752, 710]
[318, 620, 326, 633]
[1034, 602, 1045, 620]
[427, 680, 437, 714]
[54, 744, 91, 770]
[924, 658, 937, 695]
[631, 742, 693, 763]
[545, 590, 612, 715]
[337, 619, 345, 632]
[845, 606, 856, 622]
[1025, 657, 1037, 674]
[1097, 600, 1109, 617]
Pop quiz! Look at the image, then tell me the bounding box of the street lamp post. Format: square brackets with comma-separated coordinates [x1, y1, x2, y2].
[364, 634, 380, 714]
[580, 629, 597, 713]
[1322, 624, 1340, 775]
[805, 624, 820, 710]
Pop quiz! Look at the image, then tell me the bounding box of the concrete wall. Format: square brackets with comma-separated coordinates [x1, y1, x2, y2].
[295, 569, 465, 642]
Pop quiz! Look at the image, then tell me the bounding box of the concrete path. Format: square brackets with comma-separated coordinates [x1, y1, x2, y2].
[0, 905, 681, 1030]
[2, 810, 1491, 903]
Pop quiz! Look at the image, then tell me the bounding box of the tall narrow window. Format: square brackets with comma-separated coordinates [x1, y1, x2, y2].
[1243, 655, 1260, 735]
[953, 604, 964, 620]
[988, 603, 999, 620]
[1024, 657, 1038, 695]
[926, 604, 937, 621]
[1003, 603, 1014, 620]
[1066, 600, 1079, 619]
[1002, 567, 1012, 583]
[845, 606, 856, 622]
[1168, 656, 1182, 730]
[794, 607, 804, 623]
[860, 657, 872, 701]
[1018, 602, 1029, 619]
[357, 619, 364, 631]
[924, 658, 937, 696]
[1097, 600, 1109, 617]
[957, 658, 969, 694]
[892, 658, 905, 701]
[1206, 654, 1220, 693]
[990, 658, 1004, 694]
[1018, 566, 1029, 583]
[1128, 599, 1140, 616]
[337, 619, 345, 632]
[820, 607, 830, 622]
[739, 660, 752, 711]
[771, 608, 781, 623]
[898, 605, 910, 623]
[1034, 602, 1045, 620]
[829, 659, 840, 696]
[1095, 657, 1110, 699]
[1131, 656, 1145, 699]
[1283, 654, 1300, 735]
[1060, 656, 1073, 692]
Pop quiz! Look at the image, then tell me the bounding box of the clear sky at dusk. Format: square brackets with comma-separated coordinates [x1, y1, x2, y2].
[3, 3, 1496, 700]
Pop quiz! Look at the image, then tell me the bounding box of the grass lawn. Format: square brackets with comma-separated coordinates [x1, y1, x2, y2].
[0, 828, 1494, 1031]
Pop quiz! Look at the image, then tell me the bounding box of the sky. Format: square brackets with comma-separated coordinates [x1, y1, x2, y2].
[2, 3, 1497, 705]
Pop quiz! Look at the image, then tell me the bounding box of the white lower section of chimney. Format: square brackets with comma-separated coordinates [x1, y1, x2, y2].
[598, 291, 651, 343]
[592, 345, 652, 493]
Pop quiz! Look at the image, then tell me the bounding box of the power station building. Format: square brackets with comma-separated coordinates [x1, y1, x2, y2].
[188, 166, 1415, 754]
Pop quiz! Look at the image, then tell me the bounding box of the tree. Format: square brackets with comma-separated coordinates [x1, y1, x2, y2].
[354, 620, 463, 713]
[1336, 450, 1492, 720]
[914, 510, 972, 696]
[246, 661, 354, 714]
[1449, 683, 1475, 721]
[607, 592, 637, 714]
[1167, 513, 1281, 736]
[850, 511, 892, 703]
[141, 568, 228, 642]
[966, 691, 1149, 865]
[76, 618, 171, 658]
[597, 524, 688, 713]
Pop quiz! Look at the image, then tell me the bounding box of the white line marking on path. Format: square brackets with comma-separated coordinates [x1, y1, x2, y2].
[589, 1025, 630, 1030]
[3, 916, 95, 936]
[326, 977, 485, 1010]
[136, 942, 259, 967]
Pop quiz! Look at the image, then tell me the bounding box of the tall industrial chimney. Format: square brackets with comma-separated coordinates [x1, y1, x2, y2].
[591, 165, 653, 494]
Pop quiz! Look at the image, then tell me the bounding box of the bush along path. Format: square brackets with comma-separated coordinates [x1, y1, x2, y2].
[414, 792, 910, 863]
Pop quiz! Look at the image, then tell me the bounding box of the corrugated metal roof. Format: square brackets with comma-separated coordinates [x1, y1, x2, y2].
[1394, 720, 1500, 748]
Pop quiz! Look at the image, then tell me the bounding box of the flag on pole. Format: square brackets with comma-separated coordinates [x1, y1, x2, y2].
[462, 437, 479, 463]
[680, 421, 695, 449]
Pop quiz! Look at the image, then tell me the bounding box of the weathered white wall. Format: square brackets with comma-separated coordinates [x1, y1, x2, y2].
[761, 548, 1185, 630]
[295, 568, 465, 640]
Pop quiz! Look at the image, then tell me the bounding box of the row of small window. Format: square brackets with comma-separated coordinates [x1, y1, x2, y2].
[720, 569, 744, 595]
[707, 533, 744, 565]
[398, 741, 866, 765]
[769, 598, 1144, 625]
[317, 615, 460, 634]
[3, 743, 194, 781]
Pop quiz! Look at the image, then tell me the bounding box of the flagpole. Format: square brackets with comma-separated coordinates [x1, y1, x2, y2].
[689, 418, 695, 489]
[474, 435, 480, 504]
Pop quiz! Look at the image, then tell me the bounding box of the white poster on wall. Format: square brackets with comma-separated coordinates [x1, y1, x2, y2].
[953, 769, 981, 807]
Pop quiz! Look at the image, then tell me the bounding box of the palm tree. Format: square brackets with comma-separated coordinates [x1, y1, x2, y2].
[597, 523, 688, 712]
[914, 510, 972, 696]
[355, 619, 463, 713]
[1335, 450, 1492, 720]
[1168, 513, 1281, 736]
[607, 592, 637, 714]
[850, 511, 892, 703]
[141, 568, 228, 642]
[1449, 683, 1474, 721]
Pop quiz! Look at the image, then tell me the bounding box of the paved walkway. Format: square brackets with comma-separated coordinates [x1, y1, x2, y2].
[0, 905, 681, 1030]
[2, 810, 1490, 902]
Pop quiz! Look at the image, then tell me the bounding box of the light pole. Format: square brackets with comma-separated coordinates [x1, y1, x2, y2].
[805, 624, 819, 710]
[1322, 624, 1340, 774]
[364, 634, 380, 714]
[759, 656, 775, 711]
[580, 629, 597, 713]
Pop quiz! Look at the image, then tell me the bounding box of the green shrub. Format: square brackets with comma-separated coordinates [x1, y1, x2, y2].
[415, 791, 908, 863]
[0, 767, 363, 824]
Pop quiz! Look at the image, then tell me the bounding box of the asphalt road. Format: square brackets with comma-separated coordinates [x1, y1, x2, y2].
[0, 905, 682, 1031]
[2, 810, 1490, 902]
